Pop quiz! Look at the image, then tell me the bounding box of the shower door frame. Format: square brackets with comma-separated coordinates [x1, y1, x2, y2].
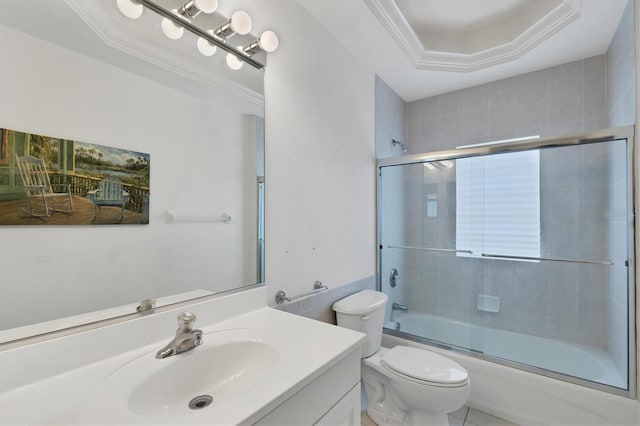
[376, 126, 637, 398]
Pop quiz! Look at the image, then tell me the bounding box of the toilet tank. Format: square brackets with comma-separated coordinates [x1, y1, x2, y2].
[333, 290, 388, 357]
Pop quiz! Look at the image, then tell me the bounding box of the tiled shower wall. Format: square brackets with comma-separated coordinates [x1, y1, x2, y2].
[406, 54, 608, 154]
[400, 49, 633, 349]
[398, 143, 613, 348]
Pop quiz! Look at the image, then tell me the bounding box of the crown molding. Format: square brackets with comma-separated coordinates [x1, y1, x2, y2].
[364, 0, 423, 65]
[364, 0, 581, 73]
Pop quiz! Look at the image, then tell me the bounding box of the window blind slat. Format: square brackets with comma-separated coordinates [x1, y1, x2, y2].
[456, 151, 540, 258]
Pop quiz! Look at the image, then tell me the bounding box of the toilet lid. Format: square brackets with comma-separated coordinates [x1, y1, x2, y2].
[381, 346, 468, 385]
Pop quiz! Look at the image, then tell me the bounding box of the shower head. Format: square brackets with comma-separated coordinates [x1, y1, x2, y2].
[392, 139, 408, 154]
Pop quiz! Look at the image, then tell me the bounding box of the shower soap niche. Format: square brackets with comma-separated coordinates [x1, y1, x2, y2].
[477, 295, 500, 313]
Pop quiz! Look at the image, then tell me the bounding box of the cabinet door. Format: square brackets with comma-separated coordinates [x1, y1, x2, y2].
[315, 384, 361, 426]
[253, 350, 361, 425]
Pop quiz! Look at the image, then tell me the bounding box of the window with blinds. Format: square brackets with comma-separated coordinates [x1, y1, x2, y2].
[455, 150, 540, 258]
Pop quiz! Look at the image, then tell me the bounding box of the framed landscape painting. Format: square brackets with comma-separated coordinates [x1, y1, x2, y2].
[0, 127, 150, 225]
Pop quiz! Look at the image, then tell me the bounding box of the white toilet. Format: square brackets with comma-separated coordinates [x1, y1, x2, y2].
[333, 290, 470, 426]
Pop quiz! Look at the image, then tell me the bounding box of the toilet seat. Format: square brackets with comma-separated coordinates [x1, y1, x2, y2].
[380, 346, 469, 388]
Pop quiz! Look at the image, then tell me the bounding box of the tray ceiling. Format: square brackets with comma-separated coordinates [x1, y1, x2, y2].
[297, 0, 630, 100]
[375, 0, 580, 71]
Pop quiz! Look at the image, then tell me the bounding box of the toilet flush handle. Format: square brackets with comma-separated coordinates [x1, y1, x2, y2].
[361, 315, 370, 320]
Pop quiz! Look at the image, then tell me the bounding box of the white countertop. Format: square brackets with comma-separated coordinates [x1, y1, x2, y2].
[0, 289, 365, 425]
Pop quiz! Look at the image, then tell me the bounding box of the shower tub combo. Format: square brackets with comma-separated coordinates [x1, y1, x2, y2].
[377, 127, 636, 423]
[386, 312, 625, 389]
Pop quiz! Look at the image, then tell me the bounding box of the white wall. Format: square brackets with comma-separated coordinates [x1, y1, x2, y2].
[258, 1, 377, 304]
[0, 25, 257, 329]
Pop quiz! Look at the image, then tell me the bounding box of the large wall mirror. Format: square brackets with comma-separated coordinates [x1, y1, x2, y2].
[0, 0, 265, 345]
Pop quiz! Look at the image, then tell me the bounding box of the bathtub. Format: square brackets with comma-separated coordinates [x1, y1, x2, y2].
[386, 312, 626, 389]
[383, 313, 638, 425]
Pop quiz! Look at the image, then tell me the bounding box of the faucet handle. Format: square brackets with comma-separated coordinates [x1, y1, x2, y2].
[178, 311, 197, 324]
[177, 312, 197, 331]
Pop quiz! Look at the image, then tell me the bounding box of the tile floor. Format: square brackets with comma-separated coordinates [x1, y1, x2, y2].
[361, 406, 518, 426]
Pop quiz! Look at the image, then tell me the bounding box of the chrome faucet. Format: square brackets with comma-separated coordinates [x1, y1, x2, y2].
[155, 312, 203, 359]
[392, 302, 408, 313]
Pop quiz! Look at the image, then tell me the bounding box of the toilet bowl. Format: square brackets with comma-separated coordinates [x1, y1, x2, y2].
[333, 290, 470, 426]
[363, 346, 470, 425]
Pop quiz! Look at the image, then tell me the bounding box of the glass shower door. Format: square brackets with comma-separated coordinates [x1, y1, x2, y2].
[378, 133, 633, 394]
[379, 160, 479, 352]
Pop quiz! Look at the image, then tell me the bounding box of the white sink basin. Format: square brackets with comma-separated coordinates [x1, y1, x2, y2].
[33, 328, 286, 424]
[128, 339, 279, 417]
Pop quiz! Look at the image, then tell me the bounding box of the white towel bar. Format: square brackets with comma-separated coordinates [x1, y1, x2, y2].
[166, 210, 231, 224]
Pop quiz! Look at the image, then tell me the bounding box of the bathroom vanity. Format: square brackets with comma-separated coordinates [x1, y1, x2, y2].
[0, 287, 365, 425]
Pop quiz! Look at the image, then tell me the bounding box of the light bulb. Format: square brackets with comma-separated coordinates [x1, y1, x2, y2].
[179, 0, 218, 18]
[258, 30, 279, 53]
[424, 163, 436, 170]
[440, 160, 454, 168]
[197, 30, 217, 56]
[116, 0, 143, 19]
[161, 10, 184, 40]
[193, 0, 218, 14]
[230, 10, 252, 35]
[214, 10, 253, 39]
[226, 52, 244, 70]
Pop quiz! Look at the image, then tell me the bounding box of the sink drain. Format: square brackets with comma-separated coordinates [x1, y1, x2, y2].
[188, 395, 213, 410]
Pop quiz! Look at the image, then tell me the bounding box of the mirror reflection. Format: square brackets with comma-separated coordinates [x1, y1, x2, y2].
[0, 0, 265, 344]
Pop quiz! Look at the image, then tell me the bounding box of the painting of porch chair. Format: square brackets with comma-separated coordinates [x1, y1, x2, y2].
[14, 154, 74, 218]
[87, 177, 130, 222]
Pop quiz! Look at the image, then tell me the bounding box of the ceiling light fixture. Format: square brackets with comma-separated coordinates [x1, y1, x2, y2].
[225, 31, 280, 70]
[178, 0, 218, 18]
[243, 31, 280, 54]
[198, 9, 252, 57]
[214, 10, 252, 39]
[159, 1, 218, 41]
[119, 0, 277, 70]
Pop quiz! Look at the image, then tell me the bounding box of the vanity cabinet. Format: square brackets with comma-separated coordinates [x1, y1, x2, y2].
[315, 384, 360, 426]
[254, 348, 361, 425]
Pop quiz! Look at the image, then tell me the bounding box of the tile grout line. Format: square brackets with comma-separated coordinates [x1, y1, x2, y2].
[463, 406, 470, 425]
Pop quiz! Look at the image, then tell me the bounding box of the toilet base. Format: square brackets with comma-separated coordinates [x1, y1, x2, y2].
[410, 410, 449, 426]
[367, 403, 449, 426]
[366, 402, 406, 426]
